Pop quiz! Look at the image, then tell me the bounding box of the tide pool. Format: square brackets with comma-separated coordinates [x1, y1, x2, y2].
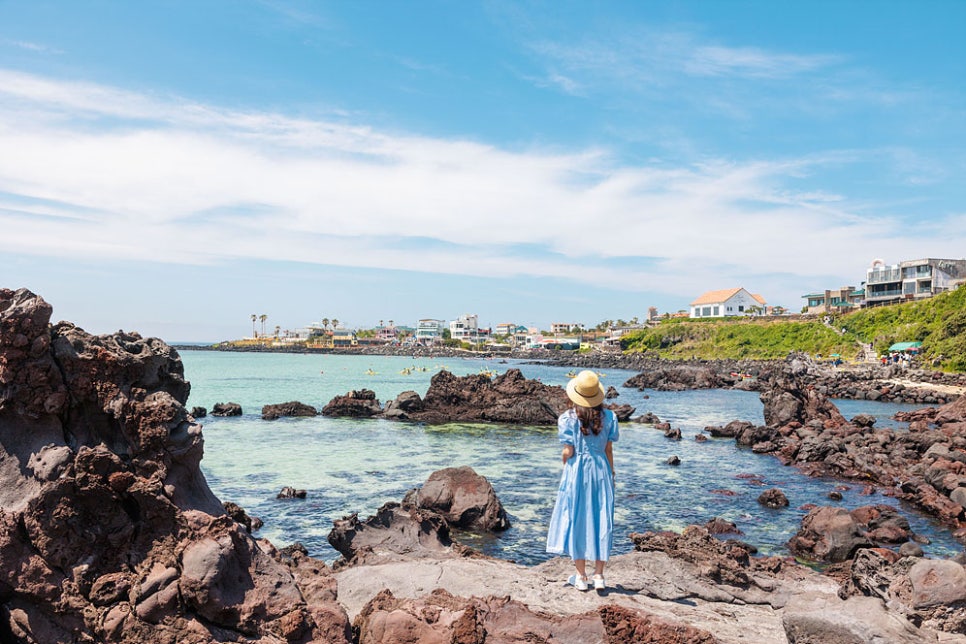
[180, 350, 963, 564]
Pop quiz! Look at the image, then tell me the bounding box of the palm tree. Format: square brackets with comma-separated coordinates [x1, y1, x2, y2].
[322, 318, 330, 331]
[251, 314, 257, 338]
[260, 314, 268, 337]
[332, 318, 339, 329]
[388, 319, 394, 328]
[274, 325, 280, 339]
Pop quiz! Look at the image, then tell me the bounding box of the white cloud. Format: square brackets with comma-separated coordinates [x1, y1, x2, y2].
[0, 68, 963, 309]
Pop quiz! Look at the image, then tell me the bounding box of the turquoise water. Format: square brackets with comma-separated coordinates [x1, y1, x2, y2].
[180, 350, 963, 564]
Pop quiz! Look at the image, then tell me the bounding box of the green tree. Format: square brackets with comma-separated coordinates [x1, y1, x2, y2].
[251, 314, 257, 338]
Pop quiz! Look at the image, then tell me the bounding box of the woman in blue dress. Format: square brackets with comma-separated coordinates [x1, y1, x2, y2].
[546, 370, 618, 591]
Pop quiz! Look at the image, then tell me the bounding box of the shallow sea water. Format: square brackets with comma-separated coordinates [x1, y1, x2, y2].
[180, 350, 963, 564]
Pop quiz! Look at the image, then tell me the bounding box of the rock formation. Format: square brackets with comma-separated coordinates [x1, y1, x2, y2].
[0, 288, 350, 643]
[408, 368, 568, 425]
[402, 466, 511, 532]
[261, 400, 318, 420]
[321, 388, 382, 417]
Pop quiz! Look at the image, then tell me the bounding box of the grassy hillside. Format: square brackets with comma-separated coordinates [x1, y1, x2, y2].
[621, 287, 966, 371]
[620, 317, 858, 361]
[839, 286, 966, 371]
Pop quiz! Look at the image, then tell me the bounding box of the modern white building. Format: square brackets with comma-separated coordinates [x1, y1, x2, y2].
[449, 314, 479, 340]
[690, 288, 766, 318]
[864, 258, 966, 307]
[415, 319, 447, 345]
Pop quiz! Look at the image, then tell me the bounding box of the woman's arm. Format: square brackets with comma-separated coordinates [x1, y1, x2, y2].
[561, 444, 574, 464]
[605, 441, 614, 476]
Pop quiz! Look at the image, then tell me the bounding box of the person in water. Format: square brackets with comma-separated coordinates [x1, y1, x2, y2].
[546, 370, 618, 591]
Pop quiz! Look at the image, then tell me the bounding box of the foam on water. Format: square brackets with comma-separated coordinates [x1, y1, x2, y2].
[181, 351, 963, 564]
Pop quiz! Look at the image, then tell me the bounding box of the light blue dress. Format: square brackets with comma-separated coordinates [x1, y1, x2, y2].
[546, 408, 619, 561]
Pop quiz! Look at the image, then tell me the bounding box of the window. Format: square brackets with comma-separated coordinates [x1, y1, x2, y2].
[702, 307, 712, 316]
[738, 305, 744, 312]
[712, 306, 719, 316]
[726, 306, 733, 312]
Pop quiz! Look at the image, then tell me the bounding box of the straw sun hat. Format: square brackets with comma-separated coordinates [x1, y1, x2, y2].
[566, 370, 605, 407]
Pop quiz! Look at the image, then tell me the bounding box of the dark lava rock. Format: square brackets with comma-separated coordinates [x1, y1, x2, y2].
[605, 385, 620, 399]
[0, 288, 350, 643]
[277, 486, 307, 499]
[383, 390, 424, 420]
[758, 488, 789, 509]
[402, 466, 510, 532]
[787, 506, 873, 563]
[191, 406, 207, 418]
[328, 502, 454, 567]
[211, 401, 243, 416]
[606, 402, 636, 421]
[663, 426, 682, 440]
[851, 413, 877, 428]
[704, 517, 742, 535]
[223, 501, 261, 533]
[665, 455, 681, 466]
[262, 400, 318, 420]
[632, 412, 661, 424]
[403, 368, 568, 425]
[321, 388, 383, 417]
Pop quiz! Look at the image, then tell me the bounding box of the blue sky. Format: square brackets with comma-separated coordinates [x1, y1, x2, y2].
[1, 1, 964, 341]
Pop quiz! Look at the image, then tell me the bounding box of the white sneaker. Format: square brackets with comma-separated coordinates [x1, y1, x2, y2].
[593, 574, 605, 590]
[568, 574, 589, 591]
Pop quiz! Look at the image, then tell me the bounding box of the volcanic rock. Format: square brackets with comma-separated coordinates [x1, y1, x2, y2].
[211, 401, 242, 416]
[277, 486, 307, 499]
[402, 466, 510, 532]
[327, 502, 455, 567]
[759, 377, 847, 429]
[402, 368, 568, 425]
[321, 388, 383, 417]
[606, 402, 636, 421]
[757, 488, 789, 509]
[788, 506, 873, 563]
[261, 400, 318, 420]
[0, 288, 351, 642]
[383, 390, 423, 420]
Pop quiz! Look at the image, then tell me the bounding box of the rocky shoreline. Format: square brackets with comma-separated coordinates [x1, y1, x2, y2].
[4, 288, 966, 643]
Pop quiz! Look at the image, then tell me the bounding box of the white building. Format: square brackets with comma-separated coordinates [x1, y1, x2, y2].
[415, 319, 446, 345]
[690, 288, 766, 318]
[864, 258, 966, 307]
[449, 314, 479, 340]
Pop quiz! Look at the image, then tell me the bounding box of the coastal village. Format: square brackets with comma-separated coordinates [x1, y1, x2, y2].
[232, 255, 966, 354]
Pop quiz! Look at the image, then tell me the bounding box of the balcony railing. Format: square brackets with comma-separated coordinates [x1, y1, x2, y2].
[866, 269, 901, 284]
[866, 288, 902, 299]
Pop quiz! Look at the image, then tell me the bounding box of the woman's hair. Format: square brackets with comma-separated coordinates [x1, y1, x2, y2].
[575, 404, 604, 435]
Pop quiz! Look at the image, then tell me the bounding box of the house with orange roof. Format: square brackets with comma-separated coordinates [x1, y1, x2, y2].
[690, 288, 766, 318]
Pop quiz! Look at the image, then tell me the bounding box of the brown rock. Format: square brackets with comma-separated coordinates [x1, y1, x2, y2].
[787, 506, 872, 563]
[599, 605, 717, 643]
[403, 466, 510, 531]
[321, 388, 383, 417]
[261, 400, 317, 420]
[0, 288, 351, 643]
[757, 488, 789, 509]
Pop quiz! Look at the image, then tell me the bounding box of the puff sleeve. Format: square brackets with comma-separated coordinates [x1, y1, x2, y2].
[558, 411, 577, 446]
